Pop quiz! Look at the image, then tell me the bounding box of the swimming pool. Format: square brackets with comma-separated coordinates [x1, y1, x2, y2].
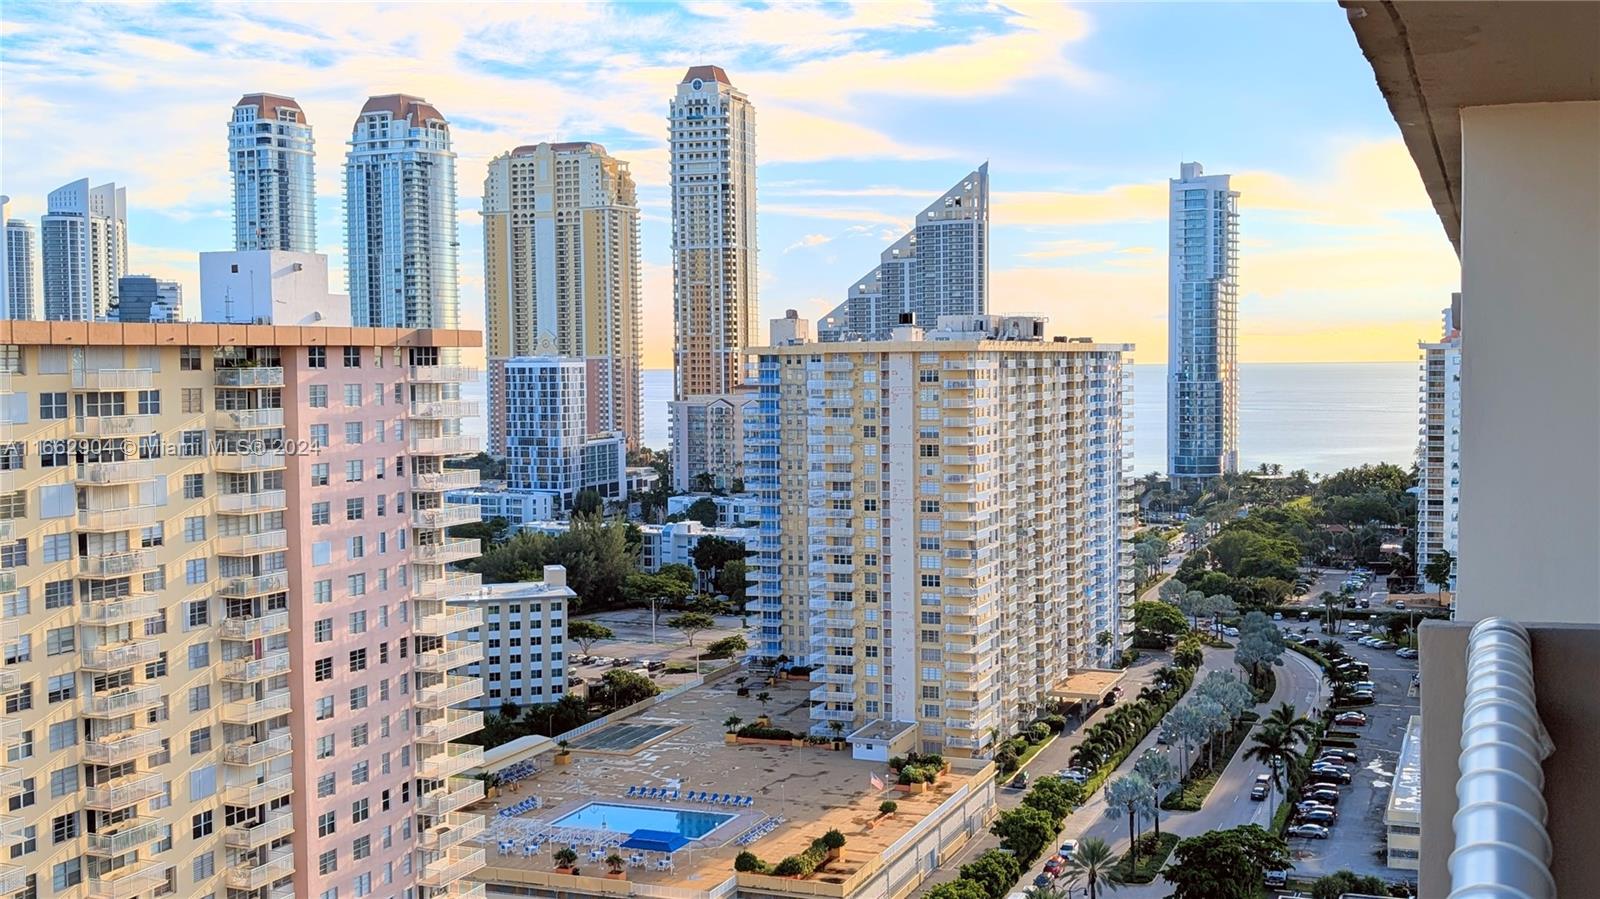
[552, 802, 734, 840]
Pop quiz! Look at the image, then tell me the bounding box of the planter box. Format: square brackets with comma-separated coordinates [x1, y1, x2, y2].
[790, 739, 806, 747]
[604, 872, 627, 881]
[735, 737, 795, 748]
[554, 754, 573, 766]
[725, 733, 739, 744]
[896, 782, 929, 794]
[785, 672, 811, 682]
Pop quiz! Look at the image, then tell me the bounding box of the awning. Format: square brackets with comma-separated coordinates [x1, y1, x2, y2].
[620, 830, 689, 853]
[1049, 669, 1127, 702]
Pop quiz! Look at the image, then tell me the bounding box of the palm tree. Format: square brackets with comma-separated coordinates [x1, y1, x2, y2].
[1132, 752, 1180, 839]
[1264, 703, 1316, 749]
[1104, 772, 1152, 866]
[1243, 723, 1297, 819]
[1062, 837, 1126, 899]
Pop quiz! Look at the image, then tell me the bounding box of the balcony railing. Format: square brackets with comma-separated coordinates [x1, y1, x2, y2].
[221, 692, 293, 725]
[416, 676, 483, 710]
[80, 639, 160, 671]
[417, 778, 484, 817]
[72, 368, 153, 390]
[84, 859, 166, 898]
[216, 408, 285, 430]
[414, 571, 483, 601]
[85, 817, 163, 856]
[413, 469, 481, 491]
[418, 847, 487, 887]
[84, 727, 161, 765]
[80, 593, 159, 626]
[417, 709, 484, 745]
[225, 846, 294, 890]
[409, 364, 479, 383]
[414, 640, 482, 673]
[71, 415, 154, 438]
[413, 505, 481, 529]
[414, 605, 485, 637]
[82, 685, 163, 718]
[84, 773, 164, 810]
[225, 810, 295, 850]
[222, 772, 294, 807]
[218, 490, 288, 514]
[214, 449, 286, 472]
[218, 572, 290, 598]
[411, 434, 483, 456]
[413, 538, 481, 564]
[417, 742, 485, 779]
[215, 529, 289, 556]
[76, 505, 161, 531]
[222, 733, 293, 767]
[419, 812, 486, 851]
[221, 651, 291, 683]
[76, 460, 157, 485]
[214, 367, 285, 387]
[410, 400, 481, 420]
[221, 611, 290, 640]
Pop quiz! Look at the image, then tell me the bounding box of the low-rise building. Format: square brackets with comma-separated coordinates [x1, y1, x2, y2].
[666, 492, 759, 527]
[1386, 714, 1422, 871]
[451, 565, 574, 710]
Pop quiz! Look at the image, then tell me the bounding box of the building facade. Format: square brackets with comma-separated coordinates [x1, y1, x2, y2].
[670, 66, 757, 488]
[112, 276, 184, 323]
[451, 569, 573, 710]
[668, 393, 753, 491]
[819, 166, 990, 342]
[199, 250, 350, 327]
[3, 201, 37, 320]
[746, 315, 1135, 755]
[1166, 161, 1239, 484]
[40, 179, 128, 322]
[229, 93, 317, 254]
[0, 320, 487, 899]
[346, 95, 459, 330]
[482, 143, 642, 452]
[1416, 297, 1461, 591]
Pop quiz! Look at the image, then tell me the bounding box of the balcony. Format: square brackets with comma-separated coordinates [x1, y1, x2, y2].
[413, 538, 481, 564]
[85, 858, 166, 898]
[413, 505, 482, 530]
[414, 605, 485, 637]
[413, 469, 481, 491]
[85, 817, 163, 856]
[409, 364, 479, 383]
[812, 708, 856, 723]
[72, 368, 153, 390]
[222, 692, 292, 725]
[72, 415, 154, 438]
[82, 685, 163, 718]
[218, 490, 288, 514]
[221, 611, 290, 640]
[415, 640, 482, 673]
[222, 732, 293, 767]
[222, 772, 294, 807]
[218, 572, 290, 598]
[77, 505, 160, 532]
[225, 847, 295, 890]
[76, 460, 157, 486]
[215, 407, 285, 431]
[85, 773, 164, 811]
[80, 639, 160, 671]
[214, 367, 285, 388]
[417, 742, 485, 779]
[417, 777, 484, 816]
[416, 676, 482, 710]
[216, 529, 288, 556]
[410, 400, 481, 420]
[214, 449, 286, 472]
[222, 652, 291, 683]
[84, 727, 161, 765]
[415, 571, 483, 601]
[80, 593, 159, 626]
[420, 812, 486, 851]
[437, 883, 487, 899]
[418, 708, 484, 745]
[225, 810, 295, 850]
[418, 847, 487, 888]
[411, 434, 483, 456]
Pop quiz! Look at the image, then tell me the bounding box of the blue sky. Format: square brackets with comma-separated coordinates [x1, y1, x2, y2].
[0, 1, 1459, 365]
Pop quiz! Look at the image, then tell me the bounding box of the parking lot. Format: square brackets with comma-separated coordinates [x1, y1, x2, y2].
[1280, 628, 1420, 885]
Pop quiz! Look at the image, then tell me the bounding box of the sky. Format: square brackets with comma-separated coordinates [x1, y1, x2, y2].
[0, 1, 1460, 369]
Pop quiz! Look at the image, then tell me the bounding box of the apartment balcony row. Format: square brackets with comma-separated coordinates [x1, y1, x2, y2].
[414, 505, 482, 530]
[811, 707, 856, 723]
[418, 777, 484, 817]
[85, 772, 164, 811]
[84, 727, 161, 766]
[218, 572, 290, 598]
[808, 669, 855, 686]
[214, 407, 285, 430]
[75, 460, 157, 486]
[85, 857, 166, 899]
[82, 684, 163, 718]
[224, 809, 294, 850]
[414, 571, 484, 602]
[221, 732, 292, 768]
[71, 368, 154, 391]
[218, 489, 288, 515]
[84, 816, 164, 857]
[76, 504, 160, 532]
[409, 364, 479, 384]
[79, 638, 160, 672]
[809, 633, 856, 649]
[221, 610, 290, 641]
[417, 742, 485, 780]
[411, 434, 483, 456]
[414, 603, 485, 637]
[214, 367, 284, 388]
[414, 537, 482, 565]
[79, 592, 159, 626]
[222, 772, 294, 807]
[416, 675, 482, 710]
[416, 640, 484, 673]
[418, 846, 487, 888]
[809, 613, 853, 630]
[418, 708, 484, 745]
[70, 414, 154, 439]
[809, 685, 854, 704]
[225, 846, 294, 890]
[421, 812, 486, 852]
[214, 449, 286, 473]
[221, 691, 292, 726]
[410, 399, 481, 420]
[216, 529, 288, 556]
[414, 468, 482, 491]
[222, 651, 291, 684]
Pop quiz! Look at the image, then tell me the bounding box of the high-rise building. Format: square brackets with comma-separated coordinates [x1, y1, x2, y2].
[346, 94, 458, 329]
[229, 93, 317, 253]
[746, 314, 1135, 754]
[482, 142, 642, 452]
[112, 274, 184, 322]
[819, 165, 990, 341]
[1166, 161, 1239, 484]
[1416, 295, 1462, 592]
[200, 250, 350, 327]
[0, 320, 487, 899]
[451, 567, 574, 711]
[2, 196, 37, 319]
[40, 178, 128, 321]
[669, 66, 757, 488]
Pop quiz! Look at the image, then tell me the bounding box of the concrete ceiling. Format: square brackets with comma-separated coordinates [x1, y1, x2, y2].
[1339, 0, 1600, 252]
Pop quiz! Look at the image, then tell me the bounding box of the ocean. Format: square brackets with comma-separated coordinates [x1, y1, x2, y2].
[460, 362, 1420, 477]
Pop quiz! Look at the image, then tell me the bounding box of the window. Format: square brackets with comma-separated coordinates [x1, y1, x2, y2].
[316, 735, 334, 759]
[315, 696, 334, 720]
[140, 524, 164, 548]
[185, 559, 208, 585]
[343, 384, 362, 407]
[314, 619, 332, 642]
[351, 761, 369, 786]
[48, 720, 75, 752]
[347, 573, 366, 596]
[180, 430, 204, 457]
[308, 346, 327, 368]
[182, 387, 203, 413]
[183, 516, 206, 541]
[311, 463, 329, 486]
[310, 424, 329, 447]
[41, 534, 70, 563]
[311, 502, 330, 526]
[188, 644, 209, 670]
[187, 685, 211, 712]
[345, 421, 363, 444]
[351, 798, 370, 823]
[314, 579, 332, 604]
[6, 685, 33, 714]
[39, 392, 66, 419]
[351, 723, 369, 747]
[180, 347, 201, 371]
[10, 824, 35, 860]
[49, 767, 76, 799]
[314, 657, 334, 682]
[309, 385, 328, 407]
[352, 834, 371, 860]
[348, 648, 367, 672]
[138, 389, 160, 415]
[45, 627, 74, 656]
[343, 347, 361, 367]
[347, 535, 364, 559]
[345, 498, 364, 521]
[53, 858, 83, 890]
[318, 849, 337, 875]
[52, 813, 78, 844]
[46, 675, 73, 704]
[37, 440, 66, 467]
[317, 811, 336, 837]
[193, 852, 215, 881]
[317, 773, 336, 798]
[348, 610, 366, 633]
[183, 474, 205, 499]
[349, 686, 368, 710]
[345, 460, 363, 482]
[189, 727, 212, 754]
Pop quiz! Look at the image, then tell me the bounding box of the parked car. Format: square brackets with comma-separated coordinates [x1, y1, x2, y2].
[1264, 869, 1289, 888]
[1318, 749, 1358, 764]
[1058, 840, 1078, 859]
[1298, 809, 1338, 826]
[1296, 800, 1337, 816]
[1288, 823, 1330, 839]
[1352, 680, 1376, 691]
[1299, 610, 1311, 620]
[1334, 710, 1369, 726]
[1223, 626, 1240, 637]
[1043, 858, 1064, 876]
[1309, 768, 1352, 784]
[1010, 773, 1029, 789]
[1346, 692, 1376, 706]
[1374, 640, 1398, 650]
[1058, 768, 1090, 784]
[1273, 612, 1284, 620]
[1397, 647, 1420, 659]
[1033, 874, 1054, 888]
[1302, 788, 1341, 805]
[1101, 691, 1117, 707]
[1394, 600, 1407, 610]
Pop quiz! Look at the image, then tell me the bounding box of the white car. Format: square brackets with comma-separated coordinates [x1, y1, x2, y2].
[1288, 823, 1330, 839]
[1223, 626, 1240, 637]
[1058, 840, 1078, 858]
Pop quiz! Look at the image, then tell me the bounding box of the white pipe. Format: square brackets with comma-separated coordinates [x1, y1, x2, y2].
[1447, 618, 1556, 899]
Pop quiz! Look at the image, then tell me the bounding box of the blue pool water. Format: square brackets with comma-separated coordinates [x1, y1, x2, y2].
[552, 803, 734, 840]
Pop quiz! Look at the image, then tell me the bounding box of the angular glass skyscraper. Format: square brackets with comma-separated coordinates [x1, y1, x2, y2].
[1167, 161, 1239, 483]
[229, 93, 316, 252]
[40, 178, 127, 321]
[1, 196, 36, 320]
[345, 94, 459, 329]
[819, 164, 989, 341]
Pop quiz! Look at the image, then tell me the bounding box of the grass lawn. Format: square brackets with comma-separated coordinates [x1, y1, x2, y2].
[1160, 712, 1258, 811]
[1109, 832, 1179, 884]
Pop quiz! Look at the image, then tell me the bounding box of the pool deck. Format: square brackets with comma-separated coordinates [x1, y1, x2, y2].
[472, 674, 978, 891]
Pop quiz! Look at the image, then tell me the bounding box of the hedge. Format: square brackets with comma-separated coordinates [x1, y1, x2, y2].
[737, 723, 800, 741]
[736, 830, 846, 878]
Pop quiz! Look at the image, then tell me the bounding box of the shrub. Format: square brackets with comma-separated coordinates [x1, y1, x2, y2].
[897, 764, 939, 785]
[1036, 714, 1068, 733]
[772, 857, 808, 877]
[879, 800, 898, 816]
[994, 745, 1019, 774]
[820, 830, 847, 850]
[1027, 722, 1051, 743]
[734, 852, 770, 873]
[736, 723, 799, 741]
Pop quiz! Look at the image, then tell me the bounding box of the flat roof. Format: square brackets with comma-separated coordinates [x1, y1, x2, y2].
[0, 319, 481, 348]
[749, 337, 1134, 356]
[1387, 714, 1422, 823]
[847, 719, 916, 744]
[1050, 669, 1127, 701]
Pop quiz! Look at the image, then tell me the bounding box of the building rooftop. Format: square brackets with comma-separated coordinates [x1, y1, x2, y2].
[0, 319, 480, 348]
[1387, 714, 1422, 823]
[235, 92, 304, 121]
[682, 65, 732, 85]
[1048, 669, 1127, 702]
[358, 93, 447, 127]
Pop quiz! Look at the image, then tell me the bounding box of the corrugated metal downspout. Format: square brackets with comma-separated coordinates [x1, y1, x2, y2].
[1448, 618, 1556, 899]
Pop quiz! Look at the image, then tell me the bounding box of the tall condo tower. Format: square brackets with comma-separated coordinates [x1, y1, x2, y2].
[819, 165, 989, 341]
[483, 142, 642, 452]
[668, 65, 758, 488]
[229, 92, 317, 252]
[345, 94, 459, 329]
[1166, 161, 1239, 484]
[1, 195, 37, 319]
[1416, 295, 1462, 592]
[40, 178, 127, 320]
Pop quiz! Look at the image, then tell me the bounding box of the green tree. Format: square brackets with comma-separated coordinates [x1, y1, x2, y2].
[1132, 601, 1188, 642]
[1132, 752, 1179, 839]
[706, 634, 748, 659]
[567, 620, 614, 656]
[990, 805, 1057, 864]
[1242, 723, 1297, 819]
[1162, 825, 1291, 899]
[925, 880, 990, 899]
[716, 558, 750, 604]
[623, 571, 694, 628]
[1157, 577, 1188, 606]
[958, 849, 1023, 899]
[1310, 870, 1390, 899]
[1103, 772, 1152, 867]
[1424, 548, 1455, 602]
[666, 612, 716, 647]
[1264, 702, 1316, 748]
[1173, 636, 1204, 669]
[573, 488, 604, 517]
[1020, 776, 1084, 821]
[691, 535, 748, 578]
[448, 515, 510, 547]
[1061, 837, 1124, 899]
[678, 495, 718, 526]
[597, 668, 659, 708]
